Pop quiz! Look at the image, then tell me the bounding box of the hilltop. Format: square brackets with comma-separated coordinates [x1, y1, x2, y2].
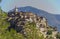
[9, 6, 60, 31]
[0, 7, 60, 39]
[7, 7, 59, 39]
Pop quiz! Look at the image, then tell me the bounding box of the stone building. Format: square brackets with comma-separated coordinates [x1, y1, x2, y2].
[7, 7, 58, 39]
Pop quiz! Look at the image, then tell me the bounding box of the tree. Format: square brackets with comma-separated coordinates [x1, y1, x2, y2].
[0, 9, 25, 39]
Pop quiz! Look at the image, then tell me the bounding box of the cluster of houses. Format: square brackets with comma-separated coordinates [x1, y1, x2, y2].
[7, 7, 58, 39]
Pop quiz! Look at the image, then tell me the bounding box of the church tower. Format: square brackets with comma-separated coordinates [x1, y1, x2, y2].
[15, 6, 18, 14]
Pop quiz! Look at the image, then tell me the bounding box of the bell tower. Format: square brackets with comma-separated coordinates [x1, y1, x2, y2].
[15, 6, 18, 14]
[15, 6, 18, 12]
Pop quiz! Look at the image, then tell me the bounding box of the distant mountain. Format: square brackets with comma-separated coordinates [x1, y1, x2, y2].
[55, 15, 60, 21]
[9, 6, 60, 31]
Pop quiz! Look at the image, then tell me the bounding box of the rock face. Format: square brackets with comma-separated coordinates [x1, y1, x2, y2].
[7, 7, 58, 39]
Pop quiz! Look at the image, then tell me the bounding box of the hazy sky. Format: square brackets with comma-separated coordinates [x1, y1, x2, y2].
[0, 0, 60, 14]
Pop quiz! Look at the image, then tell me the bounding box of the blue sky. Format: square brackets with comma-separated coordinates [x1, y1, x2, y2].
[0, 0, 60, 14]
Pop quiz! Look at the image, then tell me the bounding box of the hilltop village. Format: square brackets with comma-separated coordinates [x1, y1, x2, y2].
[7, 7, 58, 39]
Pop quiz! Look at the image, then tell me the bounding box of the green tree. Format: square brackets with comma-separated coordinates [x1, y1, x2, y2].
[0, 9, 25, 39]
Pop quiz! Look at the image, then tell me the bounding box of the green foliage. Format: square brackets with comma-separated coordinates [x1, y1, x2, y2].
[56, 32, 60, 39]
[0, 8, 25, 39]
[0, 29, 25, 39]
[47, 30, 52, 35]
[0, 9, 9, 32]
[24, 22, 44, 39]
